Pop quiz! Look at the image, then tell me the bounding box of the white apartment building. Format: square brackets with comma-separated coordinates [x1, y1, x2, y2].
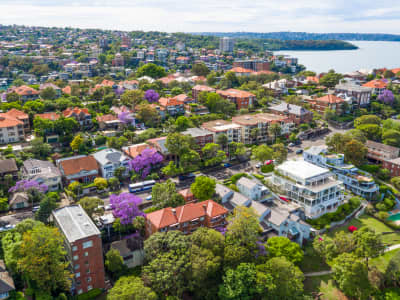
[0, 114, 25, 144]
[92, 148, 130, 179]
[271, 160, 344, 218]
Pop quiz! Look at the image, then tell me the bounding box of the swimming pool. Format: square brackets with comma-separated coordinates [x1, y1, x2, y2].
[388, 213, 400, 221]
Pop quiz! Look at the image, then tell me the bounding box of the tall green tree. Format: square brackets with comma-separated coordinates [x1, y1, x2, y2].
[108, 276, 157, 300]
[151, 180, 185, 209]
[105, 248, 125, 279]
[252, 144, 273, 162]
[190, 176, 216, 201]
[265, 236, 304, 264]
[202, 143, 227, 167]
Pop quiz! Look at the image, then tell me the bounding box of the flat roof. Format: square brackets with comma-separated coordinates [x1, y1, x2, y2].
[53, 205, 100, 243]
[277, 160, 330, 181]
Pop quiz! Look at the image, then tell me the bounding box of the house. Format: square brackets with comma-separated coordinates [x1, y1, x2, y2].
[0, 112, 26, 145]
[304, 146, 379, 199]
[270, 160, 345, 218]
[9, 192, 30, 210]
[122, 143, 157, 159]
[366, 140, 400, 163]
[181, 127, 214, 150]
[216, 89, 255, 109]
[0, 260, 15, 299]
[232, 113, 293, 144]
[0, 159, 18, 181]
[35, 112, 60, 121]
[22, 159, 62, 191]
[232, 59, 270, 72]
[335, 82, 372, 107]
[119, 80, 139, 90]
[306, 94, 346, 115]
[172, 94, 194, 105]
[268, 102, 313, 125]
[6, 109, 29, 134]
[53, 205, 106, 295]
[92, 148, 130, 179]
[201, 120, 243, 144]
[158, 97, 184, 116]
[262, 79, 290, 96]
[192, 85, 216, 101]
[146, 137, 174, 161]
[110, 237, 144, 268]
[363, 79, 388, 96]
[229, 67, 254, 77]
[8, 85, 39, 102]
[63, 107, 92, 128]
[57, 155, 99, 185]
[236, 177, 273, 202]
[178, 188, 196, 203]
[96, 114, 121, 130]
[145, 200, 228, 236]
[383, 158, 400, 177]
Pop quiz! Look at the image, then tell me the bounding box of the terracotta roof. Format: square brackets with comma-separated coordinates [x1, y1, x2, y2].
[306, 76, 319, 83]
[0, 113, 23, 128]
[63, 107, 90, 118]
[40, 83, 60, 90]
[11, 85, 39, 96]
[391, 68, 400, 75]
[363, 79, 388, 89]
[101, 79, 115, 87]
[232, 113, 289, 126]
[230, 67, 254, 73]
[178, 188, 194, 199]
[96, 114, 118, 123]
[35, 112, 60, 121]
[217, 88, 255, 98]
[146, 200, 227, 230]
[59, 156, 98, 176]
[7, 108, 28, 120]
[315, 94, 345, 104]
[62, 86, 72, 95]
[192, 85, 216, 92]
[158, 75, 176, 85]
[158, 97, 182, 107]
[172, 94, 190, 104]
[253, 70, 276, 75]
[122, 143, 156, 159]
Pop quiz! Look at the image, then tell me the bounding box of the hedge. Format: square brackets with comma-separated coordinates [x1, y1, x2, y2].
[261, 164, 274, 173]
[77, 288, 103, 300]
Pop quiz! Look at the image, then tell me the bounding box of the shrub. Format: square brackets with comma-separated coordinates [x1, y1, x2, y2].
[359, 164, 380, 174]
[77, 288, 103, 300]
[261, 164, 274, 173]
[230, 173, 250, 184]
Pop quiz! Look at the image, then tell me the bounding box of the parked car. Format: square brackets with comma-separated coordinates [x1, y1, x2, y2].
[223, 163, 232, 168]
[146, 195, 152, 201]
[104, 205, 112, 211]
[32, 206, 40, 213]
[255, 163, 262, 168]
[296, 149, 304, 155]
[179, 173, 196, 182]
[288, 143, 295, 147]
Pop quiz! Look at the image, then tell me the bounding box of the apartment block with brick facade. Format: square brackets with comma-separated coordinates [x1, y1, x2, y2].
[145, 200, 228, 236]
[268, 102, 313, 125]
[216, 89, 255, 109]
[383, 158, 400, 177]
[181, 127, 214, 150]
[192, 85, 216, 101]
[366, 140, 400, 163]
[53, 205, 105, 296]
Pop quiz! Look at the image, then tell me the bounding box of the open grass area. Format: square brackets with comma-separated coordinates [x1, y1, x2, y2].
[304, 274, 348, 299]
[329, 214, 400, 246]
[300, 244, 330, 273]
[371, 248, 400, 273]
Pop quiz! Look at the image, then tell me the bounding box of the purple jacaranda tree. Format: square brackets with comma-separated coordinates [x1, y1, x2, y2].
[128, 148, 163, 178]
[115, 86, 125, 97]
[378, 89, 395, 105]
[215, 226, 227, 236]
[110, 192, 145, 225]
[118, 111, 135, 126]
[256, 241, 267, 258]
[144, 89, 159, 103]
[9, 179, 48, 194]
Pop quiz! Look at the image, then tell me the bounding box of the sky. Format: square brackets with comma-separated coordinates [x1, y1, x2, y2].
[1, 0, 400, 34]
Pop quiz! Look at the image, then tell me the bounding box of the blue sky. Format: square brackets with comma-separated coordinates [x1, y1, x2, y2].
[1, 0, 399, 33]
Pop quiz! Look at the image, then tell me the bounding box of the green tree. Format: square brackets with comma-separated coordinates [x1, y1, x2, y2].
[30, 138, 52, 159]
[326, 133, 351, 153]
[166, 133, 194, 164]
[18, 224, 71, 293]
[357, 124, 382, 141]
[385, 250, 400, 286]
[78, 197, 103, 219]
[151, 180, 185, 209]
[121, 90, 144, 110]
[114, 166, 126, 181]
[383, 129, 400, 147]
[161, 161, 181, 177]
[344, 139, 368, 166]
[268, 123, 281, 143]
[265, 236, 304, 264]
[144, 231, 189, 260]
[136, 63, 166, 79]
[216, 134, 229, 150]
[257, 257, 304, 299]
[0, 197, 9, 212]
[252, 144, 273, 163]
[319, 70, 342, 88]
[192, 63, 210, 77]
[108, 276, 157, 300]
[105, 248, 125, 278]
[35, 195, 58, 224]
[108, 177, 120, 191]
[136, 103, 161, 127]
[332, 253, 372, 299]
[202, 143, 227, 167]
[175, 116, 191, 131]
[354, 115, 382, 127]
[94, 177, 108, 190]
[180, 149, 201, 173]
[40, 87, 57, 100]
[271, 143, 287, 164]
[190, 176, 216, 201]
[190, 227, 225, 257]
[353, 227, 384, 269]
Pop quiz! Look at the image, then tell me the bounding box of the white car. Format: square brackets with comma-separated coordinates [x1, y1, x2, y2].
[255, 163, 262, 168]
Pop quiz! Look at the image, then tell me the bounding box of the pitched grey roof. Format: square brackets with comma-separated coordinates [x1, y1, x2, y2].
[23, 159, 61, 180]
[237, 177, 258, 190]
[0, 159, 17, 174]
[0, 260, 14, 294]
[335, 82, 372, 93]
[269, 101, 311, 116]
[53, 205, 101, 243]
[92, 148, 129, 166]
[182, 127, 212, 138]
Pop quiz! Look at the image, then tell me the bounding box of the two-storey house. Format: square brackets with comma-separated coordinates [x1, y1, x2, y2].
[57, 155, 99, 185]
[92, 148, 130, 179]
[22, 159, 62, 191]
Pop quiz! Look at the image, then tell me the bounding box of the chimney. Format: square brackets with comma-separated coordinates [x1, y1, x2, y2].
[202, 204, 207, 212]
[171, 208, 176, 215]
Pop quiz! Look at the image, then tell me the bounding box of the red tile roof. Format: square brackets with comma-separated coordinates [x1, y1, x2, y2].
[11, 85, 39, 96]
[217, 88, 255, 98]
[123, 143, 156, 159]
[193, 85, 216, 92]
[35, 112, 60, 121]
[0, 114, 23, 128]
[96, 114, 118, 123]
[146, 200, 227, 230]
[63, 107, 90, 118]
[101, 79, 115, 87]
[230, 67, 254, 73]
[59, 156, 98, 176]
[62, 86, 72, 95]
[315, 94, 345, 104]
[7, 108, 28, 120]
[158, 97, 182, 107]
[363, 79, 388, 89]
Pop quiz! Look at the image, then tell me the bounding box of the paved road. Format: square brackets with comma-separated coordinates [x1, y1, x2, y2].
[304, 270, 333, 277]
[0, 210, 34, 226]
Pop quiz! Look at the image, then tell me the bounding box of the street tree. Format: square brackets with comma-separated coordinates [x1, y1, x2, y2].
[151, 180, 185, 209]
[190, 176, 216, 201]
[108, 276, 157, 300]
[252, 144, 273, 162]
[265, 236, 304, 264]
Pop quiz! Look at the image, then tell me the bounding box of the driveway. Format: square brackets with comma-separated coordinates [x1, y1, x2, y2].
[0, 210, 34, 226]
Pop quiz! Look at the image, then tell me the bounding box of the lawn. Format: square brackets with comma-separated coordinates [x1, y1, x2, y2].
[304, 274, 348, 299]
[371, 248, 400, 273]
[329, 214, 400, 246]
[300, 244, 330, 273]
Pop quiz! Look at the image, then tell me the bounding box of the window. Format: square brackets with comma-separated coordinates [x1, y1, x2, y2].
[75, 272, 80, 278]
[87, 277, 92, 282]
[84, 252, 88, 257]
[86, 269, 90, 274]
[72, 246, 78, 251]
[88, 285, 93, 291]
[73, 255, 79, 260]
[83, 240, 93, 249]
[84, 261, 89, 266]
[74, 264, 79, 270]
[77, 289, 83, 295]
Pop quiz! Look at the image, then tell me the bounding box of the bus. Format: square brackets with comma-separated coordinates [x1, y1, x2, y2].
[128, 180, 156, 193]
